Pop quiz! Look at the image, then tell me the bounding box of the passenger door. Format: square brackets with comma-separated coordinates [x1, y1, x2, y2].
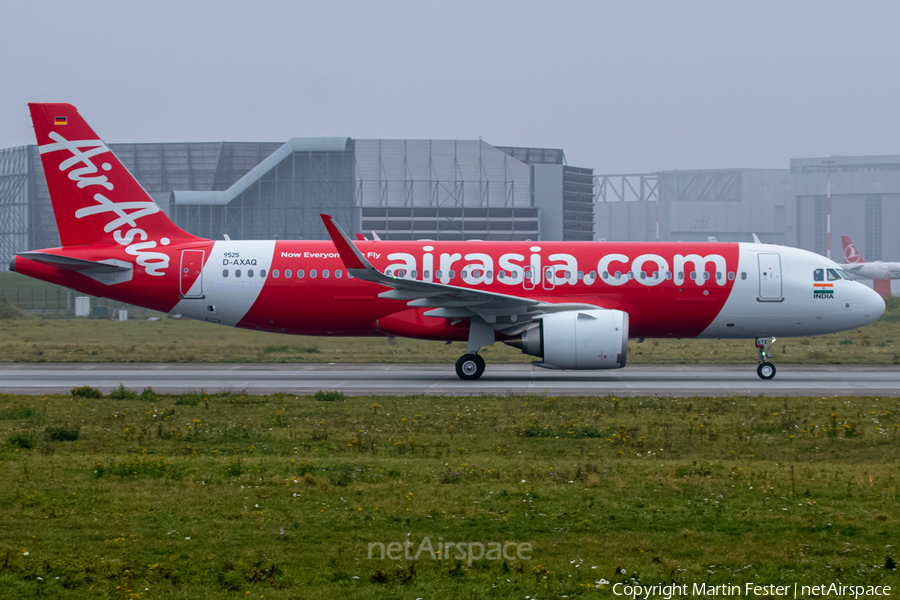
[757, 253, 783, 301]
[180, 249, 205, 298]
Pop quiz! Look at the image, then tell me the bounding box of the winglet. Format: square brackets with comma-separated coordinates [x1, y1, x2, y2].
[320, 214, 387, 284]
[320, 214, 368, 269]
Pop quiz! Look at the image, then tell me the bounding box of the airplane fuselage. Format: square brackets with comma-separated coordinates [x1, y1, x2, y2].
[15, 239, 884, 341]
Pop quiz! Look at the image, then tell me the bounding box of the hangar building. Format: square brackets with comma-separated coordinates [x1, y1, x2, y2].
[595, 156, 900, 264]
[0, 138, 594, 267]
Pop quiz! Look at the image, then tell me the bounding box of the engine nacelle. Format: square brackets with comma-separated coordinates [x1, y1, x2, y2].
[505, 309, 628, 370]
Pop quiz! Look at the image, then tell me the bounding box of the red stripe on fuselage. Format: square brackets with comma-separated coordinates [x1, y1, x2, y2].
[238, 240, 740, 339]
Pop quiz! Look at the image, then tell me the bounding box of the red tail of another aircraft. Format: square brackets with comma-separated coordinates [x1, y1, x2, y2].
[840, 235, 864, 264]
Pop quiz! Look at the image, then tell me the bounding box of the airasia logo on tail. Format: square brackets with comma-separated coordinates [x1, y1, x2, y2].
[39, 132, 171, 276]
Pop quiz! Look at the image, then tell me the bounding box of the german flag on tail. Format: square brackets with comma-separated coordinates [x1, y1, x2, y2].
[53, 116, 67, 125]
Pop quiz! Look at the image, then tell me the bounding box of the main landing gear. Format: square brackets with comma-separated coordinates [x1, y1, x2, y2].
[455, 319, 494, 380]
[755, 337, 777, 380]
[455, 354, 486, 380]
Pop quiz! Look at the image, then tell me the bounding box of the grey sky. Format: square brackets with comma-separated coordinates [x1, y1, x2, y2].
[2, 1, 898, 174]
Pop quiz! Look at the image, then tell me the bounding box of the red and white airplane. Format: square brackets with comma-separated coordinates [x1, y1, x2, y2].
[11, 104, 886, 380]
[840, 236, 900, 280]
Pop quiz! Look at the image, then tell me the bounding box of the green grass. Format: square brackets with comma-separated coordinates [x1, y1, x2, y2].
[0, 391, 898, 598]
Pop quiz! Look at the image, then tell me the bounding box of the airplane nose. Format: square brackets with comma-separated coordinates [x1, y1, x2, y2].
[858, 284, 886, 322]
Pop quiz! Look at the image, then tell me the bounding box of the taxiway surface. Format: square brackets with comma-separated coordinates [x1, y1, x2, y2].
[0, 364, 898, 396]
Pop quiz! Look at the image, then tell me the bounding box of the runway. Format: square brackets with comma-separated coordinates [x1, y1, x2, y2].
[0, 363, 899, 396]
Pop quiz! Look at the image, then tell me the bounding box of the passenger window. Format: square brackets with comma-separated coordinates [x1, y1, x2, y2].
[323, 269, 329, 278]
[704, 272, 710, 280]
[424, 270, 431, 279]
[678, 271, 684, 280]
[435, 270, 442, 279]
[462, 270, 468, 278]
[298, 269, 304, 278]
[310, 269, 317, 278]
[590, 271, 597, 280]
[740, 272, 747, 280]
[602, 271, 608, 279]
[578, 270, 584, 280]
[235, 270, 241, 278]
[485, 270, 491, 279]
[615, 271, 622, 279]
[285, 269, 292, 278]
[716, 272, 722, 280]
[412, 270, 418, 279]
[449, 270, 455, 278]
[260, 269, 266, 278]
[814, 268, 824, 282]
[386, 269, 393, 276]
[273, 269, 279, 278]
[728, 272, 735, 280]
[524, 269, 533, 279]
[336, 270, 342, 278]
[690, 272, 697, 280]
[223, 269, 229, 278]
[248, 269, 254, 278]
[827, 268, 840, 281]
[498, 271, 505, 280]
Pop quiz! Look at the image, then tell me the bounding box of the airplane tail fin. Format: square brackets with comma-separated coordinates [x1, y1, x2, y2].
[28, 103, 202, 248]
[840, 235, 864, 263]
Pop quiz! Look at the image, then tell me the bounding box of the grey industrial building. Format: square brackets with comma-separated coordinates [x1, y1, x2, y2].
[0, 137, 594, 267]
[595, 156, 900, 266]
[4, 130, 899, 279]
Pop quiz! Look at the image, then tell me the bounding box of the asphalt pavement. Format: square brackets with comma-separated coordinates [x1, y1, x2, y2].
[0, 363, 898, 396]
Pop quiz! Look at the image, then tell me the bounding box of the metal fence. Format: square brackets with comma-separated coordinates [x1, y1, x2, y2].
[0, 285, 157, 317]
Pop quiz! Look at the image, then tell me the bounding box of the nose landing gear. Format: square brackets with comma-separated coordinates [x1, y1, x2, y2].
[755, 337, 777, 379]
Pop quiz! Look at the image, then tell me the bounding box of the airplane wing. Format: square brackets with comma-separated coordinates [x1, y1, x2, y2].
[320, 214, 599, 335]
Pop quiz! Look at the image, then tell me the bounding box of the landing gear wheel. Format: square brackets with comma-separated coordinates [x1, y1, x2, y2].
[455, 354, 485, 380]
[757, 362, 776, 380]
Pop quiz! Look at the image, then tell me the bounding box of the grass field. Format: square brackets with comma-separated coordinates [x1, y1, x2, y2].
[0, 390, 898, 598]
[1, 294, 899, 366]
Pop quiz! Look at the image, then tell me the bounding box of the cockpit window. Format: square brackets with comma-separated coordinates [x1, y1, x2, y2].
[836, 269, 854, 280]
[826, 268, 841, 281]
[814, 268, 824, 282]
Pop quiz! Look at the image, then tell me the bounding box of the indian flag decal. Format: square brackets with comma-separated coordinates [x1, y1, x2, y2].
[814, 283, 834, 298]
[54, 116, 67, 125]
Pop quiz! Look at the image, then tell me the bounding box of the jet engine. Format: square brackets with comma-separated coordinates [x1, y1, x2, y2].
[504, 309, 628, 370]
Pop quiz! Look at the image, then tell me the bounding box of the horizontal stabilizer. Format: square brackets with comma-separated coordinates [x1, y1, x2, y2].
[17, 252, 131, 273]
